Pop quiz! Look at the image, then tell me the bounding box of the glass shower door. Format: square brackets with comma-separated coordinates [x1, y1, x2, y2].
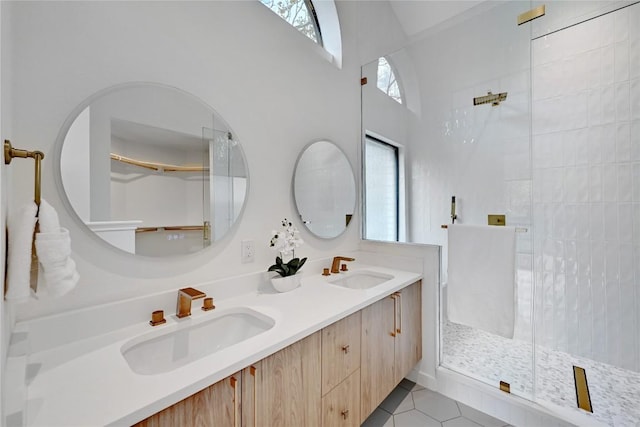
[531, 3, 640, 424]
[429, 0, 536, 402]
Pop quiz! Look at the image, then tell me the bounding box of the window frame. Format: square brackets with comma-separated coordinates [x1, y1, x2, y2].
[304, 0, 323, 46]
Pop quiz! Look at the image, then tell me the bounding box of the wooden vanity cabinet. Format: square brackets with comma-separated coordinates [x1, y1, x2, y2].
[135, 281, 422, 427]
[133, 373, 241, 427]
[134, 332, 321, 427]
[360, 280, 422, 422]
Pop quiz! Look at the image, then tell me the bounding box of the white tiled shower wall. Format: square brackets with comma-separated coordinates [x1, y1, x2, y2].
[531, 3, 640, 371]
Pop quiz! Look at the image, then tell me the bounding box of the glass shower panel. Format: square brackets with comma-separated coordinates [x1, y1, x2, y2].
[203, 128, 248, 243]
[424, 1, 535, 400]
[531, 3, 640, 424]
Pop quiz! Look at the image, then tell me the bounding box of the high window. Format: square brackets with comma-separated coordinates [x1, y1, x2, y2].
[364, 136, 399, 241]
[377, 57, 403, 104]
[261, 0, 322, 45]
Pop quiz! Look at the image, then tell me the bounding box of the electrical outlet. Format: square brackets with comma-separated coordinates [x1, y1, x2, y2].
[241, 239, 254, 263]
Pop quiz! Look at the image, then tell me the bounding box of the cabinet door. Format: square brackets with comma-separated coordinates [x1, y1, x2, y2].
[255, 332, 322, 426]
[322, 311, 361, 395]
[322, 369, 360, 427]
[360, 295, 396, 422]
[394, 281, 423, 384]
[134, 373, 240, 427]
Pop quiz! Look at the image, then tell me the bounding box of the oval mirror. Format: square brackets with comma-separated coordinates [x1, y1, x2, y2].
[58, 84, 248, 257]
[293, 141, 356, 239]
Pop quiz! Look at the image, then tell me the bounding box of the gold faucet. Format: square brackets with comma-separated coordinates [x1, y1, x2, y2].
[176, 287, 206, 318]
[331, 256, 355, 274]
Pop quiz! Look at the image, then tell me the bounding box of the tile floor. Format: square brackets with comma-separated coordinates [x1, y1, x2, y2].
[362, 379, 511, 427]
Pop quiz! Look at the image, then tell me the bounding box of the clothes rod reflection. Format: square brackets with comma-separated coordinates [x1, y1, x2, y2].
[441, 224, 528, 233]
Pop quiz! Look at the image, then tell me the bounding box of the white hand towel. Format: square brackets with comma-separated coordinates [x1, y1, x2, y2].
[40, 259, 79, 298]
[34, 229, 71, 263]
[37, 199, 60, 233]
[33, 199, 79, 297]
[447, 224, 516, 339]
[6, 202, 38, 302]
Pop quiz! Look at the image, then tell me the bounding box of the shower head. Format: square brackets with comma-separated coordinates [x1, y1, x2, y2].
[473, 91, 507, 106]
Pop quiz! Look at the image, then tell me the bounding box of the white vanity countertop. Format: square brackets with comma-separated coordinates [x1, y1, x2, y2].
[22, 264, 422, 426]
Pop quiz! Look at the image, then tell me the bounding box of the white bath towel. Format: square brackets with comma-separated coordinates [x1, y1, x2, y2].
[34, 199, 79, 297]
[6, 202, 39, 302]
[447, 224, 516, 339]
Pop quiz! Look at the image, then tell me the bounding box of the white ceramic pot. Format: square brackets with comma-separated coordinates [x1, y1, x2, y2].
[270, 274, 301, 293]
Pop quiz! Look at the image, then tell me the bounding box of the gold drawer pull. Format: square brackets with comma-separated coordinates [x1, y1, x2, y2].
[250, 366, 257, 427]
[342, 344, 350, 354]
[395, 291, 402, 334]
[230, 376, 239, 427]
[341, 409, 349, 420]
[390, 294, 397, 337]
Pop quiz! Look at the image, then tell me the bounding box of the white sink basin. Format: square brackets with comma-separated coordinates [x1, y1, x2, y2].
[121, 307, 275, 375]
[330, 271, 394, 290]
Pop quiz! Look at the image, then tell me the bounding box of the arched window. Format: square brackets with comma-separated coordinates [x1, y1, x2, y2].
[377, 57, 403, 104]
[261, 0, 322, 45]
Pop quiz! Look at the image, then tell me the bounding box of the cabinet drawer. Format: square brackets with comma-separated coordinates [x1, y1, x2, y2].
[322, 369, 360, 427]
[322, 311, 361, 395]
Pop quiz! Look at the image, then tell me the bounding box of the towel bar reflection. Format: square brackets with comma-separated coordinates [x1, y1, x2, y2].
[4, 140, 44, 206]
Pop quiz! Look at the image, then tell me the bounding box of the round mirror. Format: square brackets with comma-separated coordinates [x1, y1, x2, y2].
[293, 141, 356, 239]
[58, 83, 248, 257]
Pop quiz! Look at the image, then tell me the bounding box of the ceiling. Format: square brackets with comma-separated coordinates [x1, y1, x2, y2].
[388, 0, 487, 37]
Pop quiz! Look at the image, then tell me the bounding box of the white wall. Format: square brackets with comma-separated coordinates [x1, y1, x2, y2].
[3, 1, 367, 320]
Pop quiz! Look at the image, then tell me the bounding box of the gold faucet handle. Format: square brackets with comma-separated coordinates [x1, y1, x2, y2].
[150, 310, 166, 326]
[180, 287, 206, 299]
[202, 297, 215, 311]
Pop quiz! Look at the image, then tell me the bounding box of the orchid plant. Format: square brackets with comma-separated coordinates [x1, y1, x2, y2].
[268, 218, 307, 277]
